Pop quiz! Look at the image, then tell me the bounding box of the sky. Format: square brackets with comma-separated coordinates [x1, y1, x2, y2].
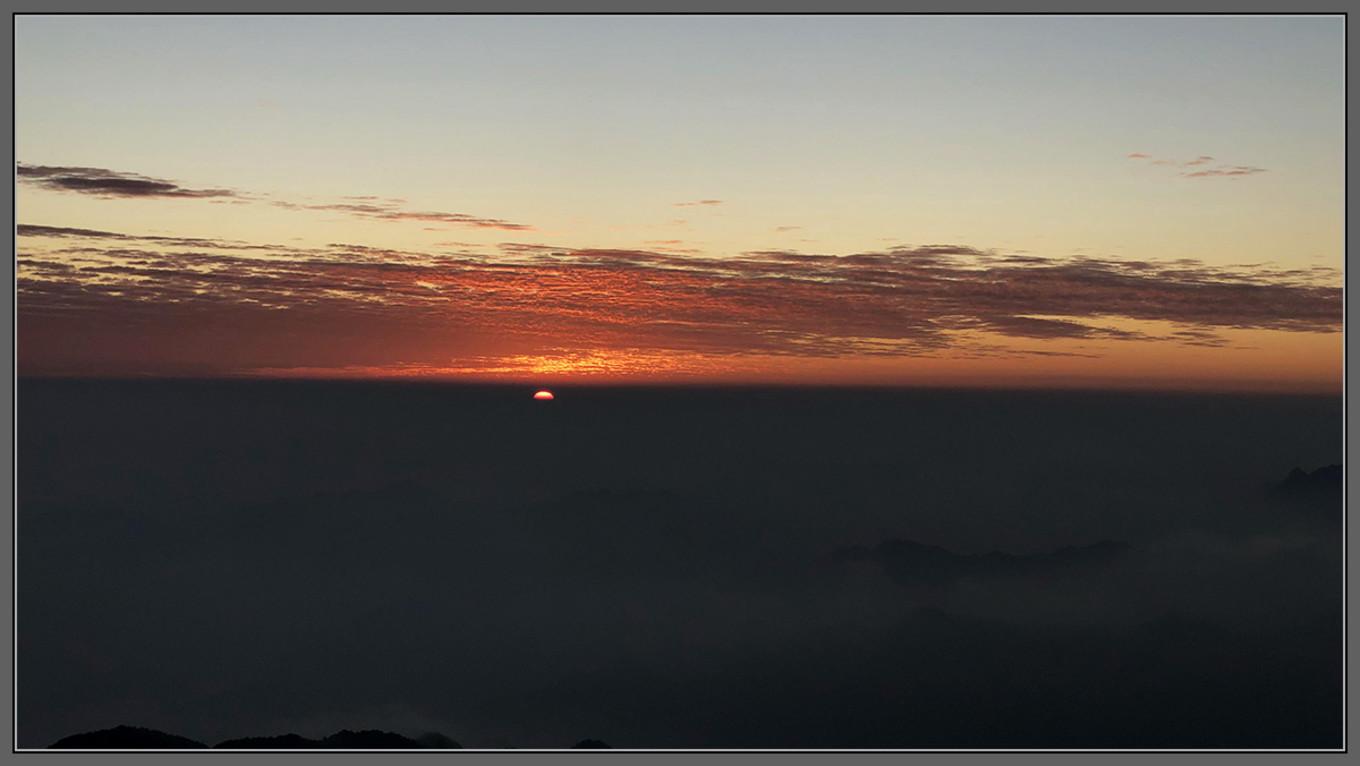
[14, 15, 1345, 390]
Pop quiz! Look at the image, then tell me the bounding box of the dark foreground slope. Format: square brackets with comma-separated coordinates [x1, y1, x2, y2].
[53, 726, 603, 750]
[50, 726, 207, 749]
[18, 380, 1343, 748]
[53, 726, 472, 749]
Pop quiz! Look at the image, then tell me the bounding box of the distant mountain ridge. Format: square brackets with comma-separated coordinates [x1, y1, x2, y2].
[1270, 464, 1342, 504]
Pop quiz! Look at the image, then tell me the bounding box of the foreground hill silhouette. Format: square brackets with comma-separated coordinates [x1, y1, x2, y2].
[573, 739, 611, 748]
[50, 726, 207, 749]
[214, 733, 318, 749]
[52, 726, 466, 749]
[49, 726, 620, 749]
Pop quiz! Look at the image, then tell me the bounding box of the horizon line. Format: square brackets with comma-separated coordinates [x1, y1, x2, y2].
[13, 374, 1343, 397]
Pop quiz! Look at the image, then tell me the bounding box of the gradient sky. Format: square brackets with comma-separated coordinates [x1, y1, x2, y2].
[15, 15, 1344, 390]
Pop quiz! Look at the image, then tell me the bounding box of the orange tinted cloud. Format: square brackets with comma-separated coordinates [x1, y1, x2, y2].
[1126, 152, 1269, 179]
[16, 223, 1341, 387]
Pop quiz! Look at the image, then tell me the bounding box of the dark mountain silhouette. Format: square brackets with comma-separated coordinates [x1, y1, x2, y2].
[320, 729, 424, 748]
[833, 538, 1130, 587]
[416, 732, 463, 748]
[50, 725, 207, 749]
[54, 727, 463, 750]
[572, 738, 611, 748]
[215, 733, 320, 749]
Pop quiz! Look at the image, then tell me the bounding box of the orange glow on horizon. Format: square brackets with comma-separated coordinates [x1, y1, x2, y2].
[15, 219, 1342, 393]
[237, 325, 1341, 395]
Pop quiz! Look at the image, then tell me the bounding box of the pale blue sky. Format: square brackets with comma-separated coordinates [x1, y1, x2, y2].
[16, 15, 1345, 264]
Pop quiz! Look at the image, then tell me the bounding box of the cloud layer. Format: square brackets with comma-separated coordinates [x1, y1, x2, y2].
[16, 222, 1341, 377]
[14, 161, 1339, 379]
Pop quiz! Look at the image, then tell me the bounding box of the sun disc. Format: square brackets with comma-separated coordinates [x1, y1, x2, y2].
[533, 390, 555, 401]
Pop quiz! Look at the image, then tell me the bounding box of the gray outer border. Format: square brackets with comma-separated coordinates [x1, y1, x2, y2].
[2, 8, 1349, 764]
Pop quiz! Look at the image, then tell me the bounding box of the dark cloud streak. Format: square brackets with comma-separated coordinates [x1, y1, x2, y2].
[272, 200, 533, 231]
[16, 165, 239, 199]
[16, 161, 532, 231]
